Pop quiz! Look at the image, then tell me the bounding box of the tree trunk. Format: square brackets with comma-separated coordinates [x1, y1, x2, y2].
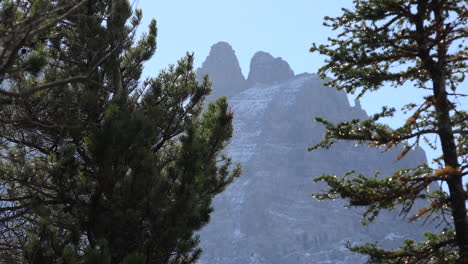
[416, 1, 468, 260]
[432, 76, 468, 262]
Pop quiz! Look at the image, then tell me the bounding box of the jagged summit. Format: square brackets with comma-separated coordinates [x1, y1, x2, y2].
[209, 41, 234, 53]
[197, 42, 432, 264]
[352, 97, 368, 119]
[354, 98, 362, 109]
[197, 43, 296, 102]
[196, 42, 247, 101]
[247, 51, 294, 85]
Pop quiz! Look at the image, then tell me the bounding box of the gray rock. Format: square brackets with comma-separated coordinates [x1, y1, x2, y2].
[196, 41, 247, 102]
[197, 43, 434, 264]
[247, 51, 294, 85]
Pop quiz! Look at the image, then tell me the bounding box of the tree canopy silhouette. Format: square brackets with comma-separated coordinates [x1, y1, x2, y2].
[310, 0, 467, 263]
[0, 1, 240, 263]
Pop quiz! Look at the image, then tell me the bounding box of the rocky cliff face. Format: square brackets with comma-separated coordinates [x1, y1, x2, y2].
[196, 41, 247, 102]
[196, 43, 432, 264]
[247, 51, 294, 85]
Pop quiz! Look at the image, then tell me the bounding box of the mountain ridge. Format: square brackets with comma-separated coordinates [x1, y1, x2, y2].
[196, 42, 431, 264]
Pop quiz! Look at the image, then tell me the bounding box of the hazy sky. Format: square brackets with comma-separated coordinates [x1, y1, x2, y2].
[134, 1, 465, 169]
[135, 0, 351, 75]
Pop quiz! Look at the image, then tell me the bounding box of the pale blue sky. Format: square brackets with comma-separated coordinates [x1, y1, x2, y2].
[135, 0, 352, 77]
[134, 1, 465, 170]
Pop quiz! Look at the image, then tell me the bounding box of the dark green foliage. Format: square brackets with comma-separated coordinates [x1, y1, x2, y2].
[350, 230, 458, 263]
[0, 1, 240, 263]
[310, 0, 467, 263]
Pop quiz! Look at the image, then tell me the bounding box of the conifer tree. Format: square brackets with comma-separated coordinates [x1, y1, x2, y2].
[310, 0, 467, 263]
[0, 1, 240, 263]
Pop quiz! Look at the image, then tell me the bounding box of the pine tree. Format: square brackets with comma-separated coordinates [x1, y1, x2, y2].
[310, 0, 467, 263]
[0, 1, 240, 263]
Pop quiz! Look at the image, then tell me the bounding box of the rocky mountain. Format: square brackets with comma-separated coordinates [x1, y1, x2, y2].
[246, 51, 294, 86]
[196, 41, 248, 102]
[196, 42, 433, 264]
